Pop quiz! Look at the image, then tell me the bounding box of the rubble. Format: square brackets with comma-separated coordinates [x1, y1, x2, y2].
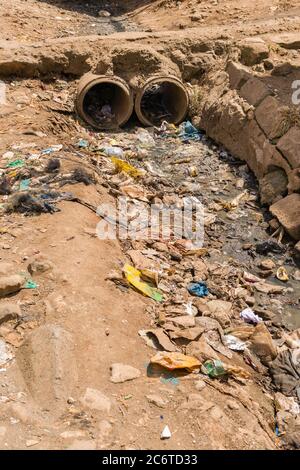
[80, 388, 112, 413]
[110, 363, 141, 383]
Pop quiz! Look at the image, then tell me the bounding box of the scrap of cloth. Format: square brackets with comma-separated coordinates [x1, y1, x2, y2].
[270, 348, 300, 398]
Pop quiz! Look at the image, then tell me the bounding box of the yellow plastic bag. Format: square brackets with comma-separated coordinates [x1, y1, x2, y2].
[111, 157, 143, 178]
[123, 264, 163, 302]
[150, 352, 201, 371]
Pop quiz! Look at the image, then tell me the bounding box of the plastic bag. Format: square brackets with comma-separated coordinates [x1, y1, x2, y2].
[111, 157, 143, 178]
[123, 264, 163, 302]
[187, 281, 209, 297]
[150, 351, 201, 371]
[240, 308, 262, 325]
[101, 146, 124, 158]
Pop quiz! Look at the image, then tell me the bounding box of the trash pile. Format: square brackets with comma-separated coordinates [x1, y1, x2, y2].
[1, 117, 299, 449]
[0, 143, 98, 216]
[80, 123, 299, 448]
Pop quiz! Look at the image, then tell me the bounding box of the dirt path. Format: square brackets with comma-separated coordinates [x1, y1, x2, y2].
[1, 0, 300, 42]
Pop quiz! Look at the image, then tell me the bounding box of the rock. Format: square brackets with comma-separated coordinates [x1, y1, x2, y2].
[170, 316, 195, 328]
[270, 194, 300, 240]
[0, 302, 21, 324]
[255, 239, 285, 255]
[26, 439, 39, 447]
[264, 59, 274, 70]
[127, 250, 159, 271]
[97, 419, 113, 438]
[243, 120, 289, 179]
[255, 282, 285, 294]
[259, 169, 288, 205]
[295, 241, 300, 254]
[80, 388, 111, 413]
[272, 62, 294, 76]
[146, 394, 167, 408]
[269, 32, 300, 50]
[245, 296, 255, 306]
[194, 379, 206, 391]
[98, 10, 111, 17]
[210, 405, 225, 420]
[0, 275, 23, 298]
[292, 270, 300, 281]
[186, 335, 220, 362]
[60, 430, 86, 439]
[255, 96, 288, 140]
[0, 262, 16, 276]
[180, 394, 214, 412]
[249, 323, 277, 363]
[258, 259, 276, 270]
[191, 14, 202, 22]
[9, 402, 40, 425]
[17, 325, 78, 409]
[239, 77, 270, 106]
[0, 339, 13, 366]
[276, 126, 300, 169]
[67, 439, 96, 450]
[204, 300, 233, 328]
[153, 242, 169, 252]
[226, 61, 251, 89]
[192, 259, 208, 279]
[226, 400, 240, 410]
[110, 363, 141, 383]
[288, 168, 300, 193]
[28, 256, 54, 275]
[239, 37, 269, 65]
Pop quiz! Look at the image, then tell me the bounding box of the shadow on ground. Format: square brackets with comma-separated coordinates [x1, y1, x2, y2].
[38, 0, 154, 18]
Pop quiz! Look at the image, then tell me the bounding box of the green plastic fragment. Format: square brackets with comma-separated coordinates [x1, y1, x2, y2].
[201, 360, 226, 378]
[6, 159, 24, 168]
[24, 280, 38, 289]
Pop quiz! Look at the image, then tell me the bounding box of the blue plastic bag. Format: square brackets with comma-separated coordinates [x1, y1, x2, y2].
[187, 281, 209, 297]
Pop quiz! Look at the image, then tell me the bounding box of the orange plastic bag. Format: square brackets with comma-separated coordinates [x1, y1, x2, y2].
[150, 352, 201, 371]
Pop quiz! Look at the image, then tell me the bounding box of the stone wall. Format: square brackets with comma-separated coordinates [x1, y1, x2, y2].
[198, 61, 300, 241]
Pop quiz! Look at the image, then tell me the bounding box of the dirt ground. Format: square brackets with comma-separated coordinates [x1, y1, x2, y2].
[1, 0, 300, 42]
[0, 0, 300, 452]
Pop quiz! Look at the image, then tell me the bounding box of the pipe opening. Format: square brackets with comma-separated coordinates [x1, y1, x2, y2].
[136, 78, 189, 127]
[76, 75, 133, 130]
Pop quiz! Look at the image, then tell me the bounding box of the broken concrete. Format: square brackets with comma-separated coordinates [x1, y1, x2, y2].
[270, 194, 300, 240]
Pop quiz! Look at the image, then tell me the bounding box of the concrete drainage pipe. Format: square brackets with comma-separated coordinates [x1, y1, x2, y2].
[135, 76, 189, 127]
[76, 73, 134, 129]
